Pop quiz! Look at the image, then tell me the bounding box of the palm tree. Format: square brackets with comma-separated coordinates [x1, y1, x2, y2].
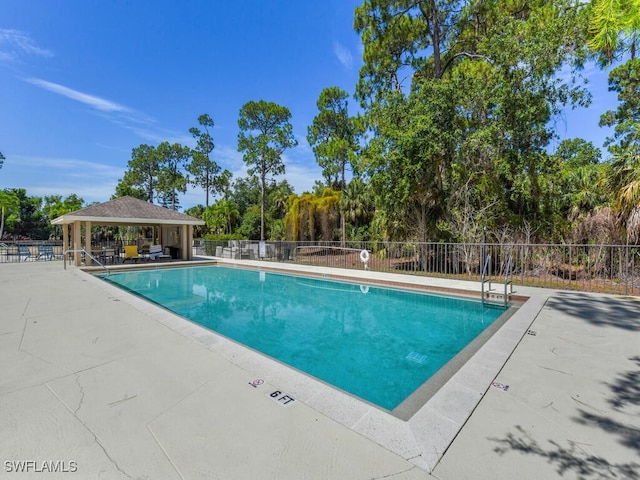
[340, 178, 373, 238]
[607, 142, 640, 241]
[563, 164, 607, 221]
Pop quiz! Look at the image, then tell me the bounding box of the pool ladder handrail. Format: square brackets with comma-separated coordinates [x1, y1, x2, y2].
[63, 248, 110, 274]
[481, 253, 512, 308]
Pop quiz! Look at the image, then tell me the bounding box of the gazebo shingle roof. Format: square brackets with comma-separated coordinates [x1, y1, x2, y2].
[51, 196, 204, 225]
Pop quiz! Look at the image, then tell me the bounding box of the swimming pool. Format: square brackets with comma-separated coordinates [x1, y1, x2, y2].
[102, 265, 506, 410]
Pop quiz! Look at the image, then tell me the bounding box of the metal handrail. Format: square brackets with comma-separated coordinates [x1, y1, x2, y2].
[503, 255, 513, 308]
[63, 248, 109, 273]
[481, 254, 491, 303]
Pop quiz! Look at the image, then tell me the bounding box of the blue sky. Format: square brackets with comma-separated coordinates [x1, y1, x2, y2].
[0, 1, 619, 210]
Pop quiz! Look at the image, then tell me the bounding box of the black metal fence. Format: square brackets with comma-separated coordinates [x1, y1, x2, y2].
[0, 241, 64, 263]
[196, 240, 640, 296]
[5, 239, 638, 295]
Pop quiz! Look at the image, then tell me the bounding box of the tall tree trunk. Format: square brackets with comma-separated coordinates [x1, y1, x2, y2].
[261, 172, 266, 241]
[341, 162, 346, 245]
[0, 206, 4, 240]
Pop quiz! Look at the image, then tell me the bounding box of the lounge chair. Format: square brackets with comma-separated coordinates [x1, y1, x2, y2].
[149, 245, 171, 262]
[37, 245, 55, 261]
[123, 245, 142, 263]
[19, 245, 37, 261]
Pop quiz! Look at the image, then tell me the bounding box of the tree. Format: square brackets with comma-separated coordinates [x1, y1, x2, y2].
[0, 151, 4, 172]
[43, 194, 83, 219]
[354, 0, 590, 242]
[599, 58, 640, 241]
[588, 0, 640, 63]
[267, 180, 294, 220]
[203, 199, 240, 235]
[217, 169, 233, 201]
[237, 100, 298, 241]
[113, 173, 147, 200]
[230, 175, 261, 218]
[156, 142, 191, 210]
[3, 189, 49, 239]
[117, 144, 160, 202]
[43, 194, 84, 239]
[547, 139, 606, 229]
[0, 190, 20, 240]
[184, 204, 207, 238]
[607, 143, 640, 241]
[285, 189, 341, 241]
[307, 86, 362, 242]
[341, 177, 374, 239]
[364, 81, 458, 242]
[554, 138, 602, 169]
[600, 59, 640, 155]
[188, 114, 221, 207]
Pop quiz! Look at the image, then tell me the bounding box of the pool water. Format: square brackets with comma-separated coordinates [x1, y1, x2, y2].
[103, 266, 505, 410]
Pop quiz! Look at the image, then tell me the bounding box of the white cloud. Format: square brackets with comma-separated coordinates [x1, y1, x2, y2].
[23, 77, 201, 147]
[0, 29, 54, 62]
[26, 77, 132, 113]
[333, 41, 353, 69]
[215, 144, 246, 174]
[280, 153, 321, 194]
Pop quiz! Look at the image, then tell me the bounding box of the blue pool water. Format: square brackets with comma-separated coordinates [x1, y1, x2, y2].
[103, 266, 505, 410]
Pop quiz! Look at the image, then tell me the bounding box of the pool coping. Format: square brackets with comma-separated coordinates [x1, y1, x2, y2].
[84, 258, 547, 472]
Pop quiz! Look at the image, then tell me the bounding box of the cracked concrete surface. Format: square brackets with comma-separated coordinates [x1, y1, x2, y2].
[0, 262, 430, 479]
[1, 261, 638, 479]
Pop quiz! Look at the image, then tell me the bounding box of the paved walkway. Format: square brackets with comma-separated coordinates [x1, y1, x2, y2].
[0, 261, 638, 479]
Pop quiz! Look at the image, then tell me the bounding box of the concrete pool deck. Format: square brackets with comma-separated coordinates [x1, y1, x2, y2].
[0, 260, 638, 479]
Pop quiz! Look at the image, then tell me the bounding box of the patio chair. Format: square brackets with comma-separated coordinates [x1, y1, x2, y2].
[148, 245, 172, 262]
[100, 247, 118, 264]
[123, 245, 142, 263]
[37, 245, 55, 261]
[19, 245, 37, 261]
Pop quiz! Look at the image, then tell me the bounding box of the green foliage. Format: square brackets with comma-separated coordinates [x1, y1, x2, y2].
[600, 59, 640, 154]
[606, 142, 640, 240]
[156, 142, 191, 210]
[188, 114, 221, 207]
[238, 100, 298, 240]
[364, 80, 458, 241]
[355, 0, 591, 242]
[307, 87, 362, 189]
[116, 144, 159, 202]
[0, 189, 50, 239]
[116, 142, 190, 210]
[554, 138, 602, 168]
[184, 204, 207, 238]
[237, 204, 262, 240]
[203, 199, 240, 235]
[588, 0, 640, 64]
[284, 189, 341, 241]
[0, 189, 20, 239]
[43, 194, 84, 219]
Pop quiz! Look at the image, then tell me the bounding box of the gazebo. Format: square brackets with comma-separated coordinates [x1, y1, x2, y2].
[51, 196, 205, 266]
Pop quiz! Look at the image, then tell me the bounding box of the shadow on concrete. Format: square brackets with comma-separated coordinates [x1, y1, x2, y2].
[491, 425, 639, 479]
[606, 356, 640, 410]
[490, 355, 640, 479]
[547, 292, 640, 331]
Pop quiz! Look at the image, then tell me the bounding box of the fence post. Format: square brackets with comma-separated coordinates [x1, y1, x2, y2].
[625, 243, 629, 296]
